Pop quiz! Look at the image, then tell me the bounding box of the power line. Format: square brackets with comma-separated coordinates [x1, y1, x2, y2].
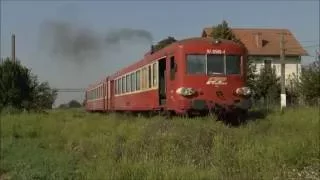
[55, 88, 85, 92]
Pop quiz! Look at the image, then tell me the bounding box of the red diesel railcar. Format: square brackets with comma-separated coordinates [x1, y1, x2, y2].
[85, 37, 252, 120]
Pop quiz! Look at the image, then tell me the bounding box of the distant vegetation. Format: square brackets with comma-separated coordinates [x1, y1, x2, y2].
[58, 100, 82, 109]
[0, 107, 318, 179]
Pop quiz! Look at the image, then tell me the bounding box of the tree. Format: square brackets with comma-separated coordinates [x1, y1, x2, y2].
[58, 103, 68, 109]
[210, 20, 243, 45]
[0, 58, 33, 109]
[153, 36, 177, 52]
[295, 60, 320, 105]
[68, 100, 82, 108]
[252, 66, 281, 104]
[0, 57, 57, 111]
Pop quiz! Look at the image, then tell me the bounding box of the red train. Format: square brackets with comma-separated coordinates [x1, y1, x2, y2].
[85, 37, 252, 122]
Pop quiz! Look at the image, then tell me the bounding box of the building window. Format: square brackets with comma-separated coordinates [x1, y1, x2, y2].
[264, 59, 272, 71]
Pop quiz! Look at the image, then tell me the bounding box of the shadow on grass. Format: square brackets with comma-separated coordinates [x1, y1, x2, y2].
[246, 108, 270, 121]
[221, 108, 274, 127]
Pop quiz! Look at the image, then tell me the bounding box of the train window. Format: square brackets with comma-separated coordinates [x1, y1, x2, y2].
[142, 67, 147, 89]
[115, 79, 118, 94]
[131, 73, 136, 91]
[170, 56, 176, 80]
[126, 74, 131, 92]
[226, 55, 241, 74]
[119, 78, 122, 94]
[122, 76, 126, 93]
[152, 63, 157, 87]
[207, 54, 224, 75]
[144, 67, 148, 89]
[136, 70, 141, 91]
[148, 65, 152, 88]
[186, 54, 206, 74]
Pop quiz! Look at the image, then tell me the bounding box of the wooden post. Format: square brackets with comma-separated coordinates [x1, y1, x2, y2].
[12, 33, 16, 62]
[280, 32, 286, 111]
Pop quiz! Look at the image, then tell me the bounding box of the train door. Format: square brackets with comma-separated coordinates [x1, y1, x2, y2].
[158, 57, 166, 106]
[108, 80, 114, 110]
[166, 55, 177, 110]
[104, 80, 108, 111]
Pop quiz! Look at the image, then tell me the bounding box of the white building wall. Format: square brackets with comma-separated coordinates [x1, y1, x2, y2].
[251, 56, 301, 86]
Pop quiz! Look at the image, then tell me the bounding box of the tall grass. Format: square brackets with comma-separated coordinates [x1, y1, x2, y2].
[1, 107, 319, 180]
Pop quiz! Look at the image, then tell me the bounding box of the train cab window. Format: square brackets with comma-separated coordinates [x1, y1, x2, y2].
[170, 56, 176, 80]
[226, 55, 241, 74]
[186, 54, 206, 74]
[207, 54, 224, 75]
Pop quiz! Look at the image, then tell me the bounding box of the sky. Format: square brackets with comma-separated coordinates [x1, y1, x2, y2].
[1, 0, 319, 106]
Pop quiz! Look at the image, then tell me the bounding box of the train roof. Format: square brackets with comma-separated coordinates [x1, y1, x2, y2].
[108, 37, 242, 79]
[86, 77, 107, 91]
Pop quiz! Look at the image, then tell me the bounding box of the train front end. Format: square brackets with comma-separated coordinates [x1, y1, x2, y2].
[176, 39, 252, 121]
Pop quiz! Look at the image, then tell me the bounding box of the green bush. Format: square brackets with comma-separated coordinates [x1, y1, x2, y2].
[0, 58, 57, 112]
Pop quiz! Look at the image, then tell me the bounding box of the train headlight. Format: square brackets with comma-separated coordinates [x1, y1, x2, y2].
[236, 87, 251, 96]
[176, 87, 196, 96]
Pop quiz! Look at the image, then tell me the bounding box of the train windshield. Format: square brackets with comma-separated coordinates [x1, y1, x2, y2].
[186, 54, 241, 75]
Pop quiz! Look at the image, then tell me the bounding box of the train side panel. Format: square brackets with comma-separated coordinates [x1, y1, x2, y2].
[112, 89, 159, 111]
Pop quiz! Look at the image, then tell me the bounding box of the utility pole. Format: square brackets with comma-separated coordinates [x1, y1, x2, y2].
[280, 31, 286, 111]
[11, 33, 16, 62]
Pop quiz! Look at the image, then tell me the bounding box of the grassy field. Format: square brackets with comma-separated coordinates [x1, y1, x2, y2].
[0, 107, 319, 180]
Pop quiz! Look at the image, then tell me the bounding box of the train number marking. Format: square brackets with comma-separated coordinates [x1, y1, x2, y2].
[206, 49, 226, 54]
[206, 77, 227, 85]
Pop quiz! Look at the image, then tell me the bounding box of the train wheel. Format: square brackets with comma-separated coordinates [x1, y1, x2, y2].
[231, 109, 248, 126]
